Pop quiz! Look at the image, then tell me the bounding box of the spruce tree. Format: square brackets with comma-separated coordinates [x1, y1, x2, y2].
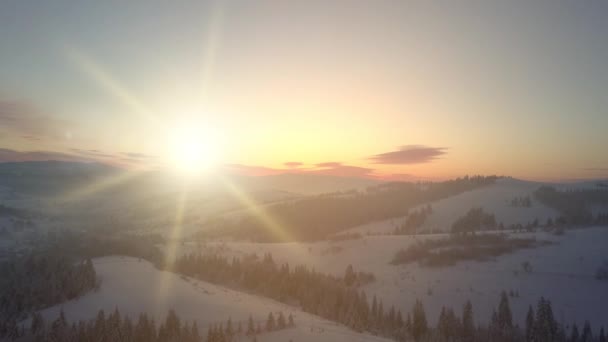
[437, 307, 449, 340]
[247, 315, 255, 335]
[581, 321, 592, 342]
[192, 322, 200, 342]
[277, 312, 286, 329]
[571, 323, 580, 342]
[266, 312, 276, 332]
[462, 300, 475, 342]
[498, 291, 513, 337]
[226, 317, 234, 337]
[525, 305, 535, 342]
[344, 264, 356, 286]
[412, 299, 428, 341]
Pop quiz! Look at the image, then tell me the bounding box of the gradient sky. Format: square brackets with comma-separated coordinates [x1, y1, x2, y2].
[1, 1, 608, 180]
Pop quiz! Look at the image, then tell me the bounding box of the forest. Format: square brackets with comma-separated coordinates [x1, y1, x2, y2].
[202, 176, 499, 242]
[390, 234, 545, 267]
[0, 255, 97, 322]
[0, 308, 295, 341]
[534, 186, 608, 226]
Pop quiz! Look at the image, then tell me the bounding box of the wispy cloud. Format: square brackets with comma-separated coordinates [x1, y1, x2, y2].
[70, 148, 116, 159]
[0, 147, 159, 169]
[121, 152, 157, 159]
[369, 145, 447, 164]
[0, 148, 89, 163]
[226, 162, 376, 179]
[315, 162, 342, 168]
[284, 162, 303, 168]
[311, 163, 374, 178]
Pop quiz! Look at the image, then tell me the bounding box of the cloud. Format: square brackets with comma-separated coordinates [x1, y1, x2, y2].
[226, 162, 376, 179]
[0, 100, 70, 141]
[21, 135, 42, 141]
[121, 152, 157, 159]
[0, 147, 157, 169]
[316, 162, 342, 168]
[70, 148, 116, 159]
[284, 162, 303, 168]
[0, 148, 90, 163]
[310, 164, 375, 178]
[369, 145, 447, 164]
[69, 149, 159, 168]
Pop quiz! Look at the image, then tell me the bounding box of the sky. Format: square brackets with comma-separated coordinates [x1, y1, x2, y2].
[1, 1, 608, 181]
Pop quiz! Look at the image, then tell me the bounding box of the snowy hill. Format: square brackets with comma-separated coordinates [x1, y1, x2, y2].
[195, 227, 608, 328]
[38, 256, 389, 342]
[343, 177, 560, 235]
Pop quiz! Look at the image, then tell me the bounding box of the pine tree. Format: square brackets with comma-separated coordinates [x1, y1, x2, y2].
[581, 321, 592, 342]
[226, 317, 234, 337]
[122, 316, 134, 341]
[95, 309, 106, 339]
[489, 310, 500, 340]
[288, 313, 295, 327]
[371, 295, 378, 327]
[247, 315, 255, 335]
[498, 291, 513, 337]
[207, 326, 214, 342]
[266, 312, 276, 332]
[437, 307, 449, 340]
[192, 322, 200, 342]
[599, 327, 606, 342]
[30, 312, 45, 335]
[165, 309, 181, 338]
[344, 264, 356, 286]
[462, 300, 475, 342]
[277, 312, 286, 329]
[412, 299, 428, 341]
[525, 305, 535, 342]
[396, 310, 404, 329]
[571, 323, 580, 342]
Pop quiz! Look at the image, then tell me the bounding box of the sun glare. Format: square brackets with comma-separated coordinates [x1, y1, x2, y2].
[168, 123, 216, 173]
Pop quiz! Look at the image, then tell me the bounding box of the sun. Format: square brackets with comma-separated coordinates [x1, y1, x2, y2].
[168, 123, 216, 173]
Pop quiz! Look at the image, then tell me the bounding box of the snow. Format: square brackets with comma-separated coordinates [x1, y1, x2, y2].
[343, 178, 560, 235]
[38, 256, 389, 341]
[198, 227, 608, 328]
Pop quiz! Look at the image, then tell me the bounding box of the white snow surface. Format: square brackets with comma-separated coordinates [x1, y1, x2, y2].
[197, 227, 608, 328]
[39, 256, 389, 342]
[343, 178, 560, 235]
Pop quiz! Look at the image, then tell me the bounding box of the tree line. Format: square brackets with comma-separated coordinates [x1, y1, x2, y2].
[173, 253, 399, 336]
[173, 252, 607, 341]
[201, 176, 499, 242]
[390, 233, 543, 267]
[393, 205, 433, 235]
[509, 196, 533, 208]
[0, 308, 295, 341]
[451, 207, 497, 235]
[535, 186, 608, 226]
[0, 254, 97, 323]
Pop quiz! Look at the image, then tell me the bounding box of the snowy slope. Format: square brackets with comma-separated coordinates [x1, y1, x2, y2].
[415, 178, 559, 232]
[38, 256, 389, 342]
[198, 227, 608, 328]
[343, 178, 560, 235]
